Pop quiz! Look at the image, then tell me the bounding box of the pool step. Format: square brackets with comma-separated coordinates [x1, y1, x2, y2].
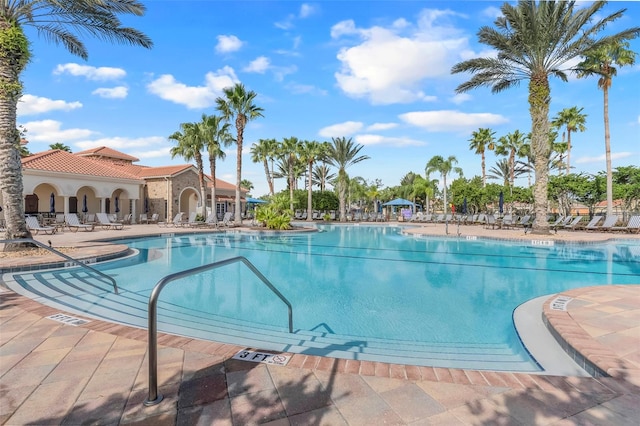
[5, 271, 537, 371]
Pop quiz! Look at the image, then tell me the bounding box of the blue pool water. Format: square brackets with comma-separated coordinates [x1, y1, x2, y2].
[7, 225, 639, 371]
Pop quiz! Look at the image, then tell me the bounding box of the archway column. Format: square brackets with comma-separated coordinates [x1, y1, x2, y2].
[63, 196, 70, 214]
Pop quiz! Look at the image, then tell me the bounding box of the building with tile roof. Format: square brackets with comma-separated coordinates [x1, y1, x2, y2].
[0, 147, 246, 224]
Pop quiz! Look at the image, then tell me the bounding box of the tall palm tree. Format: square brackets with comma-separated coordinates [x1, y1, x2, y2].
[199, 114, 233, 224]
[325, 137, 370, 221]
[216, 83, 264, 223]
[425, 155, 461, 214]
[279, 137, 302, 212]
[0, 1, 152, 247]
[451, 0, 639, 235]
[313, 164, 336, 191]
[299, 140, 324, 222]
[468, 128, 495, 187]
[169, 122, 206, 215]
[488, 158, 512, 187]
[577, 40, 637, 216]
[494, 130, 527, 187]
[49, 143, 72, 152]
[250, 138, 277, 195]
[551, 106, 587, 175]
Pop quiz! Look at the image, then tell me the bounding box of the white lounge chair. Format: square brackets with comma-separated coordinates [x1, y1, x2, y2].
[158, 212, 184, 227]
[26, 216, 56, 235]
[220, 212, 237, 227]
[590, 215, 618, 232]
[65, 213, 95, 232]
[611, 215, 640, 233]
[96, 212, 124, 230]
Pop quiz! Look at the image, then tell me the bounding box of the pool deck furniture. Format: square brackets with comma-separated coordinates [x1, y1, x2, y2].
[578, 215, 603, 231]
[563, 215, 584, 231]
[96, 212, 125, 230]
[25, 215, 57, 235]
[611, 214, 640, 233]
[158, 212, 184, 227]
[64, 213, 95, 232]
[1, 223, 638, 425]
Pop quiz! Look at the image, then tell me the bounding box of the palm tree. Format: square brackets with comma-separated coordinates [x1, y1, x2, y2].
[313, 164, 336, 191]
[468, 128, 495, 187]
[216, 83, 264, 223]
[199, 114, 233, 224]
[425, 155, 461, 214]
[488, 159, 511, 187]
[250, 138, 278, 196]
[169, 122, 207, 215]
[0, 1, 152, 247]
[451, 0, 639, 235]
[577, 40, 637, 217]
[298, 140, 324, 222]
[279, 137, 302, 212]
[551, 107, 587, 175]
[325, 137, 370, 221]
[49, 143, 72, 152]
[494, 130, 527, 187]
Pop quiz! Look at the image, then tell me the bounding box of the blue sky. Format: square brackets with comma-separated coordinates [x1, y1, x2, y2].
[17, 1, 640, 197]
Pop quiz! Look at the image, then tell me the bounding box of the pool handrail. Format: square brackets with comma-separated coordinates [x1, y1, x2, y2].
[144, 255, 293, 407]
[0, 238, 118, 294]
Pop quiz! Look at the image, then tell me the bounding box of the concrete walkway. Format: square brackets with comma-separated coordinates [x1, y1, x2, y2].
[1, 222, 639, 425]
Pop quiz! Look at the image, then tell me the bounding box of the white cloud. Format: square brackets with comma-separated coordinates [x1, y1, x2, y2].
[355, 134, 425, 147]
[18, 94, 82, 116]
[299, 3, 317, 18]
[92, 86, 128, 99]
[318, 121, 364, 137]
[244, 56, 271, 73]
[450, 93, 472, 105]
[285, 82, 327, 96]
[215, 35, 243, 53]
[482, 6, 502, 19]
[272, 65, 298, 82]
[275, 14, 295, 30]
[53, 63, 126, 81]
[330, 20, 358, 39]
[366, 122, 397, 131]
[20, 119, 94, 142]
[332, 13, 468, 105]
[75, 136, 166, 151]
[575, 152, 636, 164]
[146, 67, 239, 109]
[399, 110, 508, 132]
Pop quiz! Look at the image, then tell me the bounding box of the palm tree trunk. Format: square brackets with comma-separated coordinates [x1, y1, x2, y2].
[235, 118, 244, 224]
[481, 151, 486, 187]
[306, 161, 313, 222]
[603, 87, 613, 217]
[209, 158, 218, 224]
[338, 171, 347, 221]
[0, 30, 32, 249]
[529, 75, 552, 235]
[195, 154, 206, 216]
[262, 159, 273, 195]
[288, 158, 294, 212]
[566, 129, 572, 175]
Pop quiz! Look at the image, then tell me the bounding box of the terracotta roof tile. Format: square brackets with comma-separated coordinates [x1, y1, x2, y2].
[74, 146, 139, 162]
[22, 150, 143, 181]
[136, 164, 194, 178]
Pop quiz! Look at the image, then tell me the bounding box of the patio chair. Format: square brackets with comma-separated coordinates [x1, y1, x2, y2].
[611, 215, 640, 233]
[203, 212, 220, 228]
[580, 215, 603, 231]
[159, 212, 184, 227]
[500, 214, 514, 229]
[148, 213, 159, 224]
[590, 215, 618, 232]
[220, 211, 237, 227]
[551, 216, 572, 233]
[185, 212, 205, 227]
[96, 213, 124, 230]
[485, 214, 497, 229]
[65, 213, 95, 232]
[563, 216, 584, 231]
[25, 216, 56, 235]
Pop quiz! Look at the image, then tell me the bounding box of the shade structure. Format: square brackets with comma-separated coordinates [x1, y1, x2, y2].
[144, 197, 149, 213]
[382, 198, 414, 207]
[245, 197, 267, 204]
[82, 194, 88, 213]
[115, 196, 120, 213]
[49, 193, 55, 214]
[499, 191, 504, 214]
[462, 197, 468, 214]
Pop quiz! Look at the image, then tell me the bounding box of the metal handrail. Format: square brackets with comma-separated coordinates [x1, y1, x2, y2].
[144, 256, 293, 406]
[0, 238, 118, 294]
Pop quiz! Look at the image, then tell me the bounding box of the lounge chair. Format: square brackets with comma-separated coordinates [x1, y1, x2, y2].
[96, 212, 124, 230]
[563, 216, 584, 231]
[500, 214, 514, 229]
[185, 212, 205, 227]
[26, 216, 56, 235]
[203, 212, 220, 228]
[485, 214, 497, 229]
[220, 211, 237, 227]
[611, 215, 640, 233]
[551, 216, 572, 233]
[65, 213, 95, 232]
[139, 213, 149, 224]
[148, 213, 159, 224]
[590, 215, 618, 232]
[580, 215, 603, 231]
[158, 212, 184, 227]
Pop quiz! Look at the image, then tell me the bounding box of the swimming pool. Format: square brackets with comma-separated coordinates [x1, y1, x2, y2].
[5, 225, 639, 371]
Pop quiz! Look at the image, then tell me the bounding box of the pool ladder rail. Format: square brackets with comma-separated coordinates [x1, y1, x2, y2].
[144, 255, 293, 407]
[0, 238, 118, 294]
